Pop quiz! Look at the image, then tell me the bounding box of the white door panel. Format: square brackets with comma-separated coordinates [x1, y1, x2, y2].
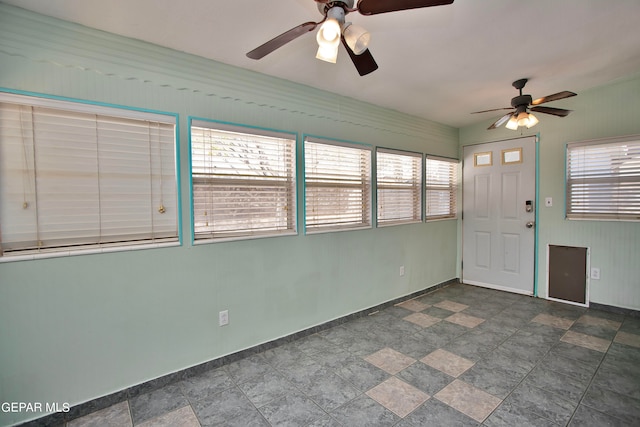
[462, 137, 536, 295]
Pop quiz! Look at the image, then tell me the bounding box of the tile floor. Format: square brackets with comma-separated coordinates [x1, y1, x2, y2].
[59, 284, 640, 426]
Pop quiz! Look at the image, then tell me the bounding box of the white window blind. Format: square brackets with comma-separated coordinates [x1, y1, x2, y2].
[304, 138, 372, 232]
[425, 156, 457, 220]
[567, 136, 640, 220]
[191, 122, 296, 241]
[0, 93, 178, 256]
[376, 149, 422, 225]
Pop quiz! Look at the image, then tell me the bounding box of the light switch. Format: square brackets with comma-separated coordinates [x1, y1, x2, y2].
[545, 197, 553, 207]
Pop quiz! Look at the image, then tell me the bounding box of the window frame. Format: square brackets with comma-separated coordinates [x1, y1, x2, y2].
[376, 148, 423, 227]
[425, 155, 458, 221]
[0, 90, 180, 260]
[303, 136, 372, 234]
[566, 134, 640, 221]
[189, 119, 298, 243]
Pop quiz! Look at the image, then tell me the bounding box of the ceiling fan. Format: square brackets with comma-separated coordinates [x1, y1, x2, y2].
[246, 0, 454, 76]
[473, 78, 577, 130]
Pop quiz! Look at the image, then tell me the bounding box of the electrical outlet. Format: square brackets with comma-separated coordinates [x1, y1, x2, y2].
[399, 265, 405, 277]
[219, 310, 229, 326]
[590, 268, 600, 280]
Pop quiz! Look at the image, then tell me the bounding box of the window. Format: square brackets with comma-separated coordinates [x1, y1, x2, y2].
[376, 148, 422, 225]
[190, 121, 296, 241]
[425, 156, 457, 220]
[566, 135, 640, 221]
[0, 92, 178, 257]
[304, 138, 372, 232]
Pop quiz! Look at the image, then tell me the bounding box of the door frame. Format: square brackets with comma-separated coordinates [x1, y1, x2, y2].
[461, 134, 540, 297]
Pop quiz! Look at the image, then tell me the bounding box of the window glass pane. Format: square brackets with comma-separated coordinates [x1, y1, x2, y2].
[191, 123, 296, 240]
[0, 93, 178, 256]
[426, 156, 457, 220]
[377, 149, 422, 225]
[304, 138, 372, 232]
[566, 136, 640, 220]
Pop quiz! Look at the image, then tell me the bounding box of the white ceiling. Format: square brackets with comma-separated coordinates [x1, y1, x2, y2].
[4, 0, 640, 128]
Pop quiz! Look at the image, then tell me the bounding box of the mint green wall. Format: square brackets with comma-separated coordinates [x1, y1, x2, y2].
[0, 5, 458, 425]
[460, 75, 640, 311]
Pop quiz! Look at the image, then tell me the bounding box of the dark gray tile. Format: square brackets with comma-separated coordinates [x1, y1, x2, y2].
[129, 383, 188, 424]
[225, 353, 274, 384]
[545, 342, 604, 367]
[191, 386, 258, 426]
[505, 382, 577, 426]
[414, 322, 468, 348]
[568, 404, 627, 427]
[333, 355, 390, 392]
[584, 309, 625, 323]
[237, 370, 299, 408]
[462, 303, 505, 319]
[460, 363, 525, 399]
[520, 322, 567, 341]
[259, 392, 328, 427]
[522, 366, 590, 404]
[388, 334, 439, 360]
[397, 362, 454, 395]
[404, 398, 479, 426]
[495, 332, 555, 364]
[445, 334, 501, 362]
[539, 352, 598, 383]
[581, 385, 640, 426]
[262, 343, 309, 370]
[319, 325, 360, 347]
[619, 317, 640, 335]
[590, 363, 640, 400]
[543, 303, 586, 321]
[486, 312, 530, 329]
[179, 368, 235, 402]
[294, 334, 340, 356]
[330, 395, 399, 427]
[213, 409, 270, 427]
[570, 322, 618, 341]
[307, 414, 344, 427]
[296, 371, 361, 411]
[604, 342, 640, 366]
[279, 357, 328, 388]
[476, 349, 535, 377]
[484, 402, 560, 427]
[381, 305, 414, 318]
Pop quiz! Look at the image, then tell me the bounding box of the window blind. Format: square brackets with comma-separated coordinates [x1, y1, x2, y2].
[425, 156, 457, 220]
[0, 94, 178, 255]
[191, 123, 296, 240]
[304, 138, 372, 232]
[376, 149, 422, 225]
[567, 136, 640, 220]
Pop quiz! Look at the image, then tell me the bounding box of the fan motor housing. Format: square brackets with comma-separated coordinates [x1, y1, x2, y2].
[511, 94, 532, 108]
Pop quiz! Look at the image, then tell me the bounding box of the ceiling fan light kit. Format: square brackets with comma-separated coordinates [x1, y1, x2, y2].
[247, 0, 455, 75]
[473, 78, 577, 130]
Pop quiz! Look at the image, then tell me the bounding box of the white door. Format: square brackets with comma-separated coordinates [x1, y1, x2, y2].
[462, 136, 536, 295]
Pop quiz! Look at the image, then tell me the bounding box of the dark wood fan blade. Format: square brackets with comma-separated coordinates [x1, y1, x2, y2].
[488, 112, 513, 130]
[341, 37, 378, 76]
[247, 22, 319, 59]
[357, 0, 454, 15]
[531, 91, 577, 105]
[531, 106, 572, 117]
[471, 107, 512, 114]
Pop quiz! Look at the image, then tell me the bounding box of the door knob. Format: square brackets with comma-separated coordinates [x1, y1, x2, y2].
[526, 221, 535, 228]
